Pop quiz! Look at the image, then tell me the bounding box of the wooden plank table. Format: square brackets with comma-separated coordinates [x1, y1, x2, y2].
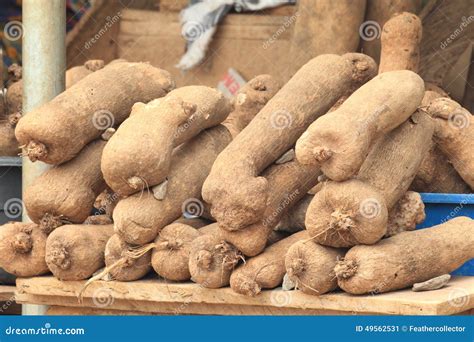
[15, 276, 474, 315]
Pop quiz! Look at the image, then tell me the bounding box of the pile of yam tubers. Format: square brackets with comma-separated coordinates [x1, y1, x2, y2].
[0, 11, 472, 299]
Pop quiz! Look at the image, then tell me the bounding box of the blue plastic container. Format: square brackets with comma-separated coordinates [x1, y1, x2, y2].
[417, 193, 474, 276]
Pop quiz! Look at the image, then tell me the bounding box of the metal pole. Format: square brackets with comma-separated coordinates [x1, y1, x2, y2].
[22, 0, 66, 315]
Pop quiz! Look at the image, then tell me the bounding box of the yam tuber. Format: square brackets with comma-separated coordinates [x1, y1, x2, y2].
[336, 217, 474, 294]
[188, 223, 242, 288]
[285, 236, 345, 295]
[230, 231, 307, 296]
[101, 86, 232, 196]
[0, 222, 49, 277]
[378, 12, 422, 73]
[151, 218, 209, 281]
[114, 75, 277, 245]
[16, 62, 174, 164]
[385, 191, 425, 237]
[24, 139, 107, 233]
[220, 159, 320, 256]
[0, 113, 21, 156]
[114, 125, 232, 245]
[426, 97, 474, 189]
[361, 0, 422, 63]
[104, 234, 152, 282]
[295, 70, 425, 181]
[306, 111, 434, 247]
[202, 53, 377, 230]
[45, 224, 113, 280]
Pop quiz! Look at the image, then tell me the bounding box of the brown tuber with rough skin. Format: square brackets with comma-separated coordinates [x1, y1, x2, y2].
[426, 97, 474, 189]
[188, 223, 243, 288]
[296, 70, 425, 181]
[220, 159, 320, 256]
[45, 224, 113, 280]
[230, 231, 307, 296]
[114, 75, 277, 245]
[378, 12, 422, 73]
[203, 53, 377, 231]
[151, 218, 209, 281]
[114, 125, 232, 245]
[385, 191, 425, 237]
[101, 86, 232, 196]
[0, 222, 49, 277]
[285, 236, 346, 295]
[15, 62, 174, 165]
[336, 217, 474, 294]
[306, 111, 434, 247]
[24, 139, 107, 234]
[104, 234, 152, 282]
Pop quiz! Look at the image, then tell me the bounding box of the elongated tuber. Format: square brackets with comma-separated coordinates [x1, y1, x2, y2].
[426, 97, 474, 189]
[230, 231, 307, 296]
[24, 139, 107, 233]
[296, 70, 425, 181]
[102, 86, 231, 196]
[285, 236, 345, 295]
[203, 53, 377, 230]
[336, 217, 474, 294]
[378, 12, 422, 73]
[16, 62, 174, 164]
[0, 222, 49, 277]
[220, 159, 320, 256]
[306, 111, 434, 247]
[46, 224, 113, 280]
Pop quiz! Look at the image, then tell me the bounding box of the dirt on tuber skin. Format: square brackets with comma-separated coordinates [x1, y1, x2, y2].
[101, 86, 232, 196]
[378, 12, 422, 73]
[104, 234, 152, 282]
[385, 191, 425, 237]
[336, 216, 474, 294]
[202, 53, 377, 231]
[151, 218, 209, 281]
[305, 111, 434, 247]
[45, 224, 113, 280]
[83, 215, 113, 225]
[15, 62, 175, 165]
[0, 222, 49, 277]
[220, 158, 320, 256]
[285, 235, 346, 295]
[295, 70, 425, 182]
[426, 97, 474, 190]
[24, 139, 108, 234]
[230, 231, 307, 296]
